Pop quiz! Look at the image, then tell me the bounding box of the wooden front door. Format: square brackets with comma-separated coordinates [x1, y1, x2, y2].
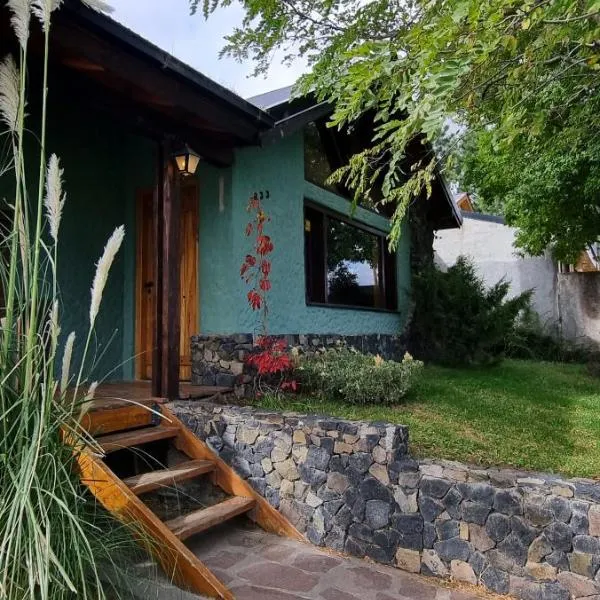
[136, 184, 199, 381]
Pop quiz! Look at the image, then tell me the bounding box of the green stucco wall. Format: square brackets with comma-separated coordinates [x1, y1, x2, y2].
[0, 98, 154, 382]
[198, 131, 411, 336]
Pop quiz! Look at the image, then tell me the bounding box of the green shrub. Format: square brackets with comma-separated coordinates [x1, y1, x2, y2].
[296, 348, 423, 404]
[410, 256, 531, 366]
[505, 307, 595, 363]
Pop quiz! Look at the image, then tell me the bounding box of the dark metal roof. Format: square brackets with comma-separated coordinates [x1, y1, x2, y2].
[248, 85, 294, 110]
[461, 211, 505, 225]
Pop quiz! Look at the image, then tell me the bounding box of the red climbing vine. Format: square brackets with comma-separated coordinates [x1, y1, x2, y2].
[240, 192, 296, 396]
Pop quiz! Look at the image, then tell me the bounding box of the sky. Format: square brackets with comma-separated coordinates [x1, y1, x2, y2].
[109, 0, 307, 101]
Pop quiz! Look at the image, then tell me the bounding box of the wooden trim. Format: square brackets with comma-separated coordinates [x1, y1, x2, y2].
[134, 191, 146, 381]
[74, 448, 233, 599]
[162, 406, 306, 541]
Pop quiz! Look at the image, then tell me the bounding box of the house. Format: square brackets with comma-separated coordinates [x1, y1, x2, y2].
[0, 1, 459, 401]
[435, 207, 600, 349]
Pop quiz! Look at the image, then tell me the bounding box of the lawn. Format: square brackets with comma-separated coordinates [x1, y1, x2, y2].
[257, 359, 600, 479]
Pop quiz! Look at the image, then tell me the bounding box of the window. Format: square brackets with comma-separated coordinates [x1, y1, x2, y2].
[304, 204, 397, 311]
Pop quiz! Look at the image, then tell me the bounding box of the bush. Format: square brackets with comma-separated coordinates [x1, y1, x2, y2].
[506, 307, 594, 363]
[296, 348, 423, 404]
[410, 256, 531, 366]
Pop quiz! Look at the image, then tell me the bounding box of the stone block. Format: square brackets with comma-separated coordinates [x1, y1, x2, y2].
[450, 560, 477, 584]
[436, 519, 459, 541]
[420, 464, 444, 478]
[334, 441, 353, 454]
[421, 476, 451, 499]
[280, 479, 294, 497]
[469, 524, 495, 552]
[275, 458, 300, 481]
[434, 538, 472, 562]
[368, 463, 390, 485]
[292, 430, 306, 444]
[511, 515, 539, 546]
[498, 533, 529, 567]
[365, 500, 390, 530]
[372, 445, 387, 464]
[589, 505, 600, 536]
[419, 496, 445, 522]
[458, 482, 495, 506]
[327, 472, 350, 494]
[359, 477, 391, 502]
[396, 548, 421, 573]
[394, 488, 418, 514]
[349, 452, 372, 474]
[442, 487, 463, 520]
[469, 551, 488, 576]
[421, 549, 449, 578]
[568, 551, 600, 578]
[396, 472, 421, 489]
[545, 522, 573, 552]
[306, 492, 323, 508]
[480, 567, 510, 595]
[525, 561, 557, 581]
[486, 512, 511, 542]
[461, 501, 491, 525]
[573, 534, 600, 555]
[529, 535, 553, 563]
[494, 488, 523, 516]
[546, 496, 572, 523]
[423, 522, 437, 548]
[261, 457, 273, 474]
[570, 501, 590, 535]
[557, 571, 600, 598]
[551, 483, 574, 498]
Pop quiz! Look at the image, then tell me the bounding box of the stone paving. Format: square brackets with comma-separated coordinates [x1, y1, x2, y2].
[188, 520, 501, 600]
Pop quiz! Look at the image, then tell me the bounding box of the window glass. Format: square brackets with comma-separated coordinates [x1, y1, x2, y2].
[327, 218, 382, 308]
[304, 204, 397, 311]
[304, 122, 337, 192]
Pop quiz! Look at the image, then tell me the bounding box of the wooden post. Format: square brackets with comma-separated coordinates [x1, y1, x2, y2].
[152, 140, 181, 399]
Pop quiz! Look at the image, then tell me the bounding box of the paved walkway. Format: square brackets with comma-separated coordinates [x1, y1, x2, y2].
[188, 520, 499, 600]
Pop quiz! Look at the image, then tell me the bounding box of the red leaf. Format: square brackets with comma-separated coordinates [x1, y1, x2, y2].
[245, 223, 253, 236]
[261, 260, 271, 276]
[247, 290, 261, 310]
[259, 278, 271, 291]
[245, 254, 256, 266]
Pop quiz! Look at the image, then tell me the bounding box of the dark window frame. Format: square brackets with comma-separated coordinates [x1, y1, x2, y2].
[304, 201, 398, 313]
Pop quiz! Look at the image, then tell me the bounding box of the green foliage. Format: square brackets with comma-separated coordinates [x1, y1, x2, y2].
[197, 0, 600, 258]
[505, 307, 594, 363]
[296, 347, 423, 404]
[411, 256, 531, 366]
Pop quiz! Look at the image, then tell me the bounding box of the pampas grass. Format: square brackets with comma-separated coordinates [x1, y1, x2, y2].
[81, 0, 114, 13]
[0, 56, 19, 133]
[44, 154, 65, 242]
[0, 2, 141, 599]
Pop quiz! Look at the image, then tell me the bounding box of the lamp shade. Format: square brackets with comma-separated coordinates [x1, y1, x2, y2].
[173, 145, 201, 176]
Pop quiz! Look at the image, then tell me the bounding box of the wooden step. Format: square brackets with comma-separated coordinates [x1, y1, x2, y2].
[97, 425, 179, 454]
[123, 459, 216, 495]
[165, 496, 256, 541]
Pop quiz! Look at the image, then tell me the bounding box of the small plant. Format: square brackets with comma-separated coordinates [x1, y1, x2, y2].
[410, 256, 531, 366]
[296, 347, 423, 405]
[240, 193, 296, 395]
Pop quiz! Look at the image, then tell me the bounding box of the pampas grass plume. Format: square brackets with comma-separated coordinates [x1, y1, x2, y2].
[7, 0, 31, 49]
[0, 55, 20, 133]
[60, 331, 75, 394]
[32, 0, 62, 32]
[89, 226, 124, 327]
[85, 381, 98, 401]
[44, 154, 66, 242]
[81, 0, 114, 13]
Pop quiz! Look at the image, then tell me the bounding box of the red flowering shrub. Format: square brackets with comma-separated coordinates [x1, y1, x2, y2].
[240, 193, 296, 396]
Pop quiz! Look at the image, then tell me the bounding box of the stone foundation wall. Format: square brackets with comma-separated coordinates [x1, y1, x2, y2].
[191, 333, 406, 395]
[171, 402, 600, 600]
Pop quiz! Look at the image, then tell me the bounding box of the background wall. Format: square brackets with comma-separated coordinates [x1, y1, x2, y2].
[557, 273, 600, 349]
[198, 131, 411, 337]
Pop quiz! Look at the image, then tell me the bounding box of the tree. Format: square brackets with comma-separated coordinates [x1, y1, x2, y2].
[193, 0, 600, 260]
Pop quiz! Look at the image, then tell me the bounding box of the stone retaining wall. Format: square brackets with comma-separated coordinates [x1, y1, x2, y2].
[171, 402, 600, 600]
[190, 333, 406, 395]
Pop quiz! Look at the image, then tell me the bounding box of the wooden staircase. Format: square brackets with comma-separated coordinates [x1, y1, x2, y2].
[75, 396, 303, 599]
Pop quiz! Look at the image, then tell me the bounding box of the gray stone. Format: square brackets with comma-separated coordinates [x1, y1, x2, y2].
[396, 548, 421, 573]
[434, 538, 472, 562]
[396, 472, 421, 489]
[509, 575, 542, 600]
[348, 452, 372, 474]
[306, 524, 325, 546]
[348, 522, 374, 544]
[423, 522, 437, 549]
[421, 476, 451, 499]
[511, 515, 539, 546]
[573, 534, 600, 554]
[335, 504, 354, 530]
[525, 494, 554, 527]
[274, 458, 300, 481]
[392, 513, 424, 534]
[458, 482, 495, 506]
[359, 477, 391, 502]
[324, 525, 346, 551]
[545, 522, 573, 552]
[481, 567, 510, 594]
[442, 487, 463, 520]
[419, 496, 445, 522]
[265, 470, 282, 488]
[461, 501, 490, 525]
[299, 464, 327, 486]
[248, 477, 267, 495]
[469, 551, 488, 576]
[421, 549, 449, 577]
[546, 550, 569, 570]
[486, 513, 511, 542]
[546, 496, 572, 523]
[436, 519, 459, 541]
[365, 500, 390, 530]
[232, 456, 252, 478]
[306, 492, 323, 508]
[494, 488, 523, 516]
[497, 533, 529, 567]
[568, 551, 600, 578]
[540, 583, 570, 600]
[570, 501, 590, 535]
[305, 446, 331, 471]
[345, 535, 367, 557]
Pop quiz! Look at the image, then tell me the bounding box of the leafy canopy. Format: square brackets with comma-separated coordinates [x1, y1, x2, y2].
[193, 0, 600, 259]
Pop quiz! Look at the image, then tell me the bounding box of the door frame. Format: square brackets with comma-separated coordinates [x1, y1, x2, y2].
[134, 183, 199, 381]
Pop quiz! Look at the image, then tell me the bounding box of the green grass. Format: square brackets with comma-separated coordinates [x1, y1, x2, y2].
[257, 359, 600, 479]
